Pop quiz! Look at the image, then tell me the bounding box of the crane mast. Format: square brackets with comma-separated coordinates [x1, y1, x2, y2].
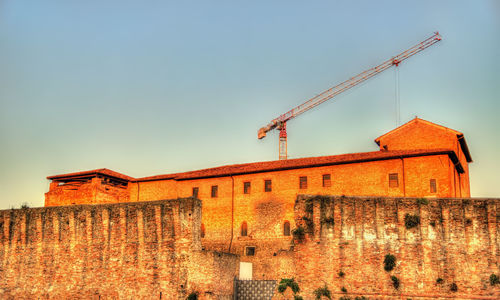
[258, 32, 442, 160]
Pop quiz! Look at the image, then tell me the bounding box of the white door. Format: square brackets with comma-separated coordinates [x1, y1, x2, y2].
[239, 262, 252, 280]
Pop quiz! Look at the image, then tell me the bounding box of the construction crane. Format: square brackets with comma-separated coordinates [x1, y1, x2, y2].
[258, 32, 442, 160]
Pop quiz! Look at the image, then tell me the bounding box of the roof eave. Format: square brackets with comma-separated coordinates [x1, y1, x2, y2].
[457, 134, 473, 163]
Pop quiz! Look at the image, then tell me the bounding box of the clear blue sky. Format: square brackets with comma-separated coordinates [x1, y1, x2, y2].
[1, 1, 499, 209]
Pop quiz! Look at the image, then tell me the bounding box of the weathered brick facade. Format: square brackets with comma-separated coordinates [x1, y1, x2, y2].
[44, 118, 473, 266]
[33, 117, 494, 298]
[0, 199, 238, 299]
[288, 195, 499, 299]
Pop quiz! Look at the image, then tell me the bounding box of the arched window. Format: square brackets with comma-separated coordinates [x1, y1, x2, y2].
[201, 223, 205, 238]
[283, 221, 291, 236]
[241, 222, 248, 237]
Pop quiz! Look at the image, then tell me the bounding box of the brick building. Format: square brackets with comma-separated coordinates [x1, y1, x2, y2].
[45, 118, 472, 275]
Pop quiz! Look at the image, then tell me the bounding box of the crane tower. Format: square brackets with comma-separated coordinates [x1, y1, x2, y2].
[258, 32, 442, 160]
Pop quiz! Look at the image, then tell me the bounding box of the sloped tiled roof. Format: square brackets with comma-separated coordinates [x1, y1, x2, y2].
[47, 168, 135, 181]
[133, 148, 463, 182]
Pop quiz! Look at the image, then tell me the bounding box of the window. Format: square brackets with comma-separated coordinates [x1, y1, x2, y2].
[389, 173, 399, 188]
[192, 187, 199, 198]
[430, 179, 437, 193]
[245, 246, 256, 256]
[299, 176, 308, 189]
[241, 222, 248, 237]
[243, 181, 251, 194]
[264, 179, 272, 192]
[211, 185, 218, 198]
[283, 221, 291, 236]
[201, 223, 205, 238]
[322, 174, 331, 187]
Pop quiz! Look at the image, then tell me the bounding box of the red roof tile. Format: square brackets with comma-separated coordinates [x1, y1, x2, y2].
[47, 168, 135, 181]
[134, 148, 463, 182]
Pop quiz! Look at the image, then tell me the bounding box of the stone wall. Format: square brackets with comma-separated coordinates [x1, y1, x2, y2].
[0, 198, 238, 299]
[290, 195, 499, 299]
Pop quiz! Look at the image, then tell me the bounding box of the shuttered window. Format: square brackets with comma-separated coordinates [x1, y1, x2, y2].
[264, 180, 272, 192]
[389, 173, 399, 188]
[430, 179, 437, 193]
[322, 174, 331, 187]
[299, 176, 308, 189]
[243, 181, 251, 194]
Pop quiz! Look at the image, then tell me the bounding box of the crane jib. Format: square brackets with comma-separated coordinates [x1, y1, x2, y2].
[258, 32, 442, 159]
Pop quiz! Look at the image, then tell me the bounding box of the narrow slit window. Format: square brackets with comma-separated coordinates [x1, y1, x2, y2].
[389, 173, 399, 188]
[322, 174, 331, 187]
[241, 221, 248, 237]
[201, 223, 205, 238]
[192, 187, 199, 198]
[430, 179, 437, 193]
[264, 179, 272, 192]
[283, 221, 291, 236]
[243, 181, 251, 194]
[211, 185, 218, 198]
[299, 176, 308, 189]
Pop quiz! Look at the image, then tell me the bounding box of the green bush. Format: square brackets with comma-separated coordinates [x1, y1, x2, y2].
[391, 276, 400, 289]
[416, 198, 429, 205]
[450, 283, 458, 292]
[338, 270, 345, 278]
[294, 296, 304, 300]
[338, 297, 351, 300]
[292, 226, 305, 241]
[354, 297, 367, 300]
[404, 214, 420, 229]
[322, 217, 335, 225]
[436, 278, 444, 284]
[278, 278, 300, 294]
[384, 254, 396, 271]
[313, 284, 331, 300]
[490, 274, 499, 286]
[186, 292, 198, 300]
[341, 286, 347, 293]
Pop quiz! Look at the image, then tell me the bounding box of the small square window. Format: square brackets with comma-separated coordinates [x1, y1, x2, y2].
[192, 187, 199, 198]
[264, 180, 272, 192]
[430, 179, 437, 193]
[389, 173, 399, 188]
[243, 181, 251, 194]
[211, 185, 218, 198]
[245, 246, 256, 256]
[299, 176, 308, 189]
[322, 174, 331, 187]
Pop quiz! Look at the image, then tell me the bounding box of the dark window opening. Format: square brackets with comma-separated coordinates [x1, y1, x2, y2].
[430, 179, 437, 193]
[245, 246, 255, 256]
[299, 176, 308, 189]
[283, 221, 291, 236]
[264, 179, 272, 192]
[322, 174, 331, 187]
[241, 221, 248, 236]
[211, 185, 218, 198]
[243, 181, 251, 194]
[201, 223, 205, 238]
[389, 173, 399, 188]
[192, 187, 199, 198]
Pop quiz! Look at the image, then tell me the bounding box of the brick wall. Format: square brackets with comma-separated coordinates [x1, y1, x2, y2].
[290, 195, 499, 299]
[0, 198, 238, 299]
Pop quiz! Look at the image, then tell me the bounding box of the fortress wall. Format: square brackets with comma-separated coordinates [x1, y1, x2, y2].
[292, 195, 499, 299]
[0, 198, 238, 300]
